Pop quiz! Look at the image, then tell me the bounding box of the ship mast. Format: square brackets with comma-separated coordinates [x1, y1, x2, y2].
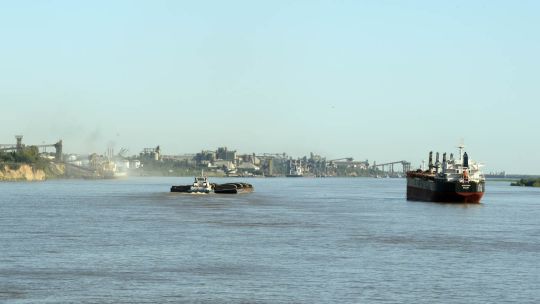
[456, 143, 466, 174]
[458, 144, 465, 163]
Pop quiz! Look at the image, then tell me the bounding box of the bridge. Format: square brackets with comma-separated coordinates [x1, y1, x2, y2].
[371, 160, 411, 176]
[0, 135, 63, 161]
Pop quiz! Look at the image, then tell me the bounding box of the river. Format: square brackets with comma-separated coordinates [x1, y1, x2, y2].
[1, 177, 538, 303]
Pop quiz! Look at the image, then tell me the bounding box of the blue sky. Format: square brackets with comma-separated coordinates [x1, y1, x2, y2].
[1, 1, 538, 173]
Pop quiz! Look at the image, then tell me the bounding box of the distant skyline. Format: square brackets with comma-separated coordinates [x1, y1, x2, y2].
[1, 1, 539, 174]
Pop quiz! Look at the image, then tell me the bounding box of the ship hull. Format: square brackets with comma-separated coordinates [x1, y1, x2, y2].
[407, 186, 484, 203]
[407, 176, 485, 203]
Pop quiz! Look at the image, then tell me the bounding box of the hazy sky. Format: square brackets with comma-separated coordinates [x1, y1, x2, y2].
[1, 1, 538, 173]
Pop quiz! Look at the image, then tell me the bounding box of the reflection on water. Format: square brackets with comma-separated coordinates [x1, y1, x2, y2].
[0, 178, 539, 303]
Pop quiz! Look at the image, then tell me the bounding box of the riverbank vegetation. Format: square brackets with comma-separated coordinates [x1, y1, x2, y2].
[1, 146, 37, 161]
[0, 146, 49, 169]
[510, 178, 540, 187]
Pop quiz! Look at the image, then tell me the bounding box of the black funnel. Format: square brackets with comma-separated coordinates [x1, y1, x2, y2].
[463, 152, 469, 168]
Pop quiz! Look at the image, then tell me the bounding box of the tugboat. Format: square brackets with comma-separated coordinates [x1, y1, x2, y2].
[406, 145, 485, 203]
[170, 174, 254, 194]
[171, 176, 213, 193]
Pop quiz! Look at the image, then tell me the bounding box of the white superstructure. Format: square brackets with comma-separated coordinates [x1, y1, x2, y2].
[436, 145, 485, 183]
[189, 176, 213, 193]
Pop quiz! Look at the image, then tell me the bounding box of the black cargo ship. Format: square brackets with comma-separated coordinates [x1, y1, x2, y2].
[406, 146, 485, 203]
